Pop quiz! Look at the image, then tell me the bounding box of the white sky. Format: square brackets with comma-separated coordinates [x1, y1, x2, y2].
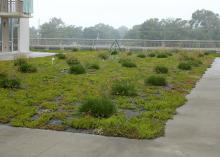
[30, 0, 220, 29]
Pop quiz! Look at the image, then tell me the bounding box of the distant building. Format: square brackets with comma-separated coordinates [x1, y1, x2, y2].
[0, 0, 33, 52]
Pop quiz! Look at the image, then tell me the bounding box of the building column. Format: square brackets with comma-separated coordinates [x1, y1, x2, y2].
[18, 18, 30, 52]
[2, 17, 9, 52]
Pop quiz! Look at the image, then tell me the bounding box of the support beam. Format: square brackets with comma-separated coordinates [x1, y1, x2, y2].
[18, 18, 30, 52]
[2, 17, 9, 52]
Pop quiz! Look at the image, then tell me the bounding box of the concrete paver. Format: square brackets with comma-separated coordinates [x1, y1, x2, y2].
[0, 58, 220, 157]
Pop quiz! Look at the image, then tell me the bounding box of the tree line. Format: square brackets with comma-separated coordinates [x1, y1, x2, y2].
[31, 9, 220, 40]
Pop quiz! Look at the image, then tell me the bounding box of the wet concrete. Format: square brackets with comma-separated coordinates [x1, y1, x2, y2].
[0, 58, 220, 157]
[0, 52, 55, 61]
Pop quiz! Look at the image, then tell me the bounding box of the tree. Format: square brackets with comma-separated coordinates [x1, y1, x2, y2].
[117, 26, 128, 39]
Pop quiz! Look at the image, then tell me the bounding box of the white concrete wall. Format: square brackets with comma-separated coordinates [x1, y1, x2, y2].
[18, 18, 30, 52]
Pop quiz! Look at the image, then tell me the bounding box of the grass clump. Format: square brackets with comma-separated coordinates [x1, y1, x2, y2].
[112, 80, 137, 96]
[0, 73, 20, 89]
[145, 75, 167, 86]
[148, 53, 156, 57]
[98, 53, 109, 60]
[178, 62, 192, 70]
[79, 96, 117, 118]
[18, 63, 37, 73]
[69, 64, 86, 74]
[157, 53, 168, 58]
[66, 57, 80, 66]
[111, 49, 119, 55]
[155, 66, 169, 74]
[137, 54, 146, 58]
[187, 60, 203, 67]
[120, 59, 137, 68]
[87, 63, 100, 70]
[14, 57, 28, 66]
[55, 53, 66, 59]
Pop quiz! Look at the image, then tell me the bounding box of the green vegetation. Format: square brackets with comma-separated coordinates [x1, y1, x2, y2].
[0, 73, 20, 89]
[120, 59, 137, 68]
[79, 96, 116, 118]
[87, 63, 100, 70]
[145, 75, 167, 86]
[98, 52, 109, 60]
[137, 54, 146, 58]
[0, 50, 215, 139]
[18, 63, 37, 73]
[66, 57, 80, 66]
[55, 53, 66, 59]
[157, 53, 168, 58]
[112, 80, 137, 96]
[69, 64, 86, 74]
[178, 62, 192, 70]
[155, 66, 169, 74]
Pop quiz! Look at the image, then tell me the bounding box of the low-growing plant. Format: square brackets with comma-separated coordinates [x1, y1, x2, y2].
[0, 74, 20, 89]
[126, 52, 132, 56]
[137, 54, 146, 58]
[148, 53, 156, 57]
[145, 75, 167, 86]
[55, 53, 66, 59]
[18, 63, 37, 73]
[187, 60, 203, 67]
[87, 63, 100, 70]
[66, 57, 80, 66]
[111, 49, 119, 55]
[79, 96, 117, 118]
[69, 64, 86, 74]
[72, 47, 79, 52]
[14, 57, 28, 66]
[112, 80, 137, 96]
[120, 59, 137, 68]
[98, 53, 109, 60]
[157, 53, 168, 58]
[155, 66, 169, 74]
[178, 62, 192, 70]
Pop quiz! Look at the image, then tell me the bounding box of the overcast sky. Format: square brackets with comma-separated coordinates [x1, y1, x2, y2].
[30, 0, 220, 29]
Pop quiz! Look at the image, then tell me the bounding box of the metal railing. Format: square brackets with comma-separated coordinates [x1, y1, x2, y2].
[30, 38, 220, 51]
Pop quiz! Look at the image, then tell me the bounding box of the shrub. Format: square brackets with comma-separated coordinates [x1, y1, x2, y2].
[55, 53, 66, 59]
[178, 62, 192, 70]
[18, 63, 37, 73]
[14, 57, 28, 66]
[120, 59, 137, 68]
[79, 96, 116, 118]
[148, 53, 156, 57]
[69, 64, 86, 74]
[137, 54, 146, 58]
[87, 63, 100, 70]
[145, 75, 167, 86]
[98, 53, 109, 60]
[155, 66, 169, 74]
[0, 74, 20, 89]
[112, 80, 137, 96]
[66, 57, 80, 66]
[157, 53, 168, 58]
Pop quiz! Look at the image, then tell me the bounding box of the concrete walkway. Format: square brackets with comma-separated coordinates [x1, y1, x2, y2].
[0, 52, 55, 61]
[0, 59, 220, 157]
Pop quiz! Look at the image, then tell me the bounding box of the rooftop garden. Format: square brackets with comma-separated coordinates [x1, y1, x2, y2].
[0, 49, 216, 139]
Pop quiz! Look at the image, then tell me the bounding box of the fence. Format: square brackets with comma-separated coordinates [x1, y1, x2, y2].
[29, 38, 220, 51]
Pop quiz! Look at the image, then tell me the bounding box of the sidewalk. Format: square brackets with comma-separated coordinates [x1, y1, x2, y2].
[0, 58, 220, 157]
[0, 52, 55, 61]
